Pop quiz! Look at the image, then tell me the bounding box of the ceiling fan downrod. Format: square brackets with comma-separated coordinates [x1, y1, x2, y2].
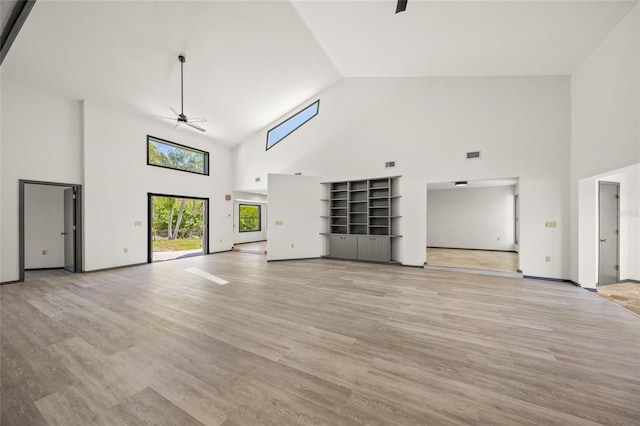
[179, 54, 185, 119]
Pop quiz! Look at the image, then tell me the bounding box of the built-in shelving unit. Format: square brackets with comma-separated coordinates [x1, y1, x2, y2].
[321, 176, 401, 263]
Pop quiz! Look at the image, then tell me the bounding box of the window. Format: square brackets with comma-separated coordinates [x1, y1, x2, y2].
[266, 100, 319, 150]
[239, 204, 261, 232]
[147, 136, 209, 175]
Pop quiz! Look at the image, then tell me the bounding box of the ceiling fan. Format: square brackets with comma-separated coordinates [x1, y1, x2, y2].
[153, 55, 207, 132]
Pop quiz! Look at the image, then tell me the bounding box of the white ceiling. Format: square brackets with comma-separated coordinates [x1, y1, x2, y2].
[2, 0, 637, 146]
[2, 1, 341, 146]
[292, 0, 636, 77]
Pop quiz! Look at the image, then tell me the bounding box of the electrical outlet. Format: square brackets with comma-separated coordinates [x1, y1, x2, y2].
[134, 221, 142, 226]
[124, 248, 128, 253]
[545, 256, 551, 263]
[42, 249, 47, 255]
[275, 220, 283, 226]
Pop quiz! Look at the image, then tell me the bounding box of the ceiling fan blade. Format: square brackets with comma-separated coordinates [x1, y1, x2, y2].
[396, 0, 407, 13]
[151, 115, 176, 121]
[185, 121, 206, 132]
[186, 118, 207, 123]
[168, 107, 180, 117]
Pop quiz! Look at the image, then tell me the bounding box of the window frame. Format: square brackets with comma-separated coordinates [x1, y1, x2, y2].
[239, 204, 262, 233]
[266, 100, 320, 151]
[147, 135, 210, 176]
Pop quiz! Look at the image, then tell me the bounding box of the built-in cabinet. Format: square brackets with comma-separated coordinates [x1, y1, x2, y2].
[322, 176, 401, 263]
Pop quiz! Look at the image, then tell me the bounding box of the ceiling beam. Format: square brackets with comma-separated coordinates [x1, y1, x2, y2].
[1, 0, 36, 66]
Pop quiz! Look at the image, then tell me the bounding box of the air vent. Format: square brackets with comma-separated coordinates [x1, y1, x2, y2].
[466, 151, 481, 159]
[385, 161, 396, 168]
[255, 177, 261, 183]
[294, 172, 302, 175]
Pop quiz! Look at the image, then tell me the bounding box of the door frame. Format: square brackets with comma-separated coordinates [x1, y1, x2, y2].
[19, 180, 83, 282]
[147, 193, 209, 263]
[597, 181, 620, 286]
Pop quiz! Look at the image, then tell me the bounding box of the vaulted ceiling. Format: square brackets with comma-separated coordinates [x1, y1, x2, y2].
[2, 0, 636, 146]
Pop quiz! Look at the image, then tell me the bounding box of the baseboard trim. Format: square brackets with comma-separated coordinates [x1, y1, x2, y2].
[427, 246, 517, 254]
[426, 264, 522, 279]
[621, 279, 640, 284]
[0, 279, 22, 286]
[582, 287, 597, 292]
[268, 257, 322, 262]
[85, 262, 147, 274]
[523, 275, 573, 283]
[25, 267, 65, 271]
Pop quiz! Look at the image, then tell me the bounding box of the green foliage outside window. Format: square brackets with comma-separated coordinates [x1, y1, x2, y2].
[148, 136, 208, 175]
[239, 205, 261, 232]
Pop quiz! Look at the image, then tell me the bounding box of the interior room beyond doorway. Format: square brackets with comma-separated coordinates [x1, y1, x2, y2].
[426, 178, 519, 274]
[427, 247, 518, 273]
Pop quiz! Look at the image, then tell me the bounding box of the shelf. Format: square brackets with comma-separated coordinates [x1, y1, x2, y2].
[323, 176, 401, 264]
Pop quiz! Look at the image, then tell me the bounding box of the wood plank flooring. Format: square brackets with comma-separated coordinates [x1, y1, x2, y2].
[598, 282, 640, 316]
[2, 253, 640, 425]
[427, 247, 519, 273]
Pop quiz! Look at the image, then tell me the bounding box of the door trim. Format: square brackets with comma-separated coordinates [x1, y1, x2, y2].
[19, 180, 83, 282]
[147, 193, 210, 263]
[597, 181, 620, 286]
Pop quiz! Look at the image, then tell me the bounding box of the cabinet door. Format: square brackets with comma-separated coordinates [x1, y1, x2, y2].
[329, 235, 357, 259]
[357, 236, 390, 262]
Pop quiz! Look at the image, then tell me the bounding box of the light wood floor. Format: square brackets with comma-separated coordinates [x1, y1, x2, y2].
[2, 254, 639, 425]
[598, 282, 640, 316]
[427, 247, 519, 273]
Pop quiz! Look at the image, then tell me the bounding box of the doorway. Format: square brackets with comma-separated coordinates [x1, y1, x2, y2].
[598, 181, 620, 286]
[148, 193, 208, 263]
[19, 180, 83, 282]
[425, 178, 520, 275]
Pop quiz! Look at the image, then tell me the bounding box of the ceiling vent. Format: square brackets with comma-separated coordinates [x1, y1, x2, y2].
[255, 177, 261, 183]
[385, 161, 396, 168]
[466, 151, 481, 159]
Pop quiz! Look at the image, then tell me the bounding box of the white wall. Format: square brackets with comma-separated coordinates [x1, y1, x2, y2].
[83, 100, 234, 271]
[234, 76, 571, 278]
[267, 174, 322, 261]
[24, 184, 66, 269]
[233, 191, 267, 244]
[570, 5, 640, 282]
[578, 164, 640, 288]
[1, 78, 83, 282]
[427, 185, 516, 251]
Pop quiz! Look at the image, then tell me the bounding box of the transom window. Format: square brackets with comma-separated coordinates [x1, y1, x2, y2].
[147, 136, 209, 175]
[266, 100, 319, 151]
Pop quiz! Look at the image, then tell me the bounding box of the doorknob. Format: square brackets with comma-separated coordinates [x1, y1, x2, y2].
[600, 238, 607, 243]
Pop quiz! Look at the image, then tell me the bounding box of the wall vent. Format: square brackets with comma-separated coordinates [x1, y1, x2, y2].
[294, 172, 302, 175]
[255, 177, 261, 183]
[385, 161, 396, 168]
[466, 151, 481, 159]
